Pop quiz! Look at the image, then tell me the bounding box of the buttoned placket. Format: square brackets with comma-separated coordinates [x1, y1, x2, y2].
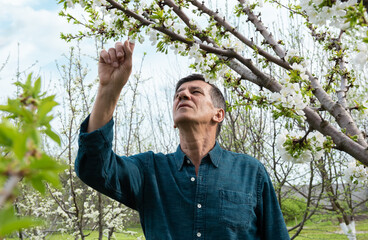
[193, 160, 208, 239]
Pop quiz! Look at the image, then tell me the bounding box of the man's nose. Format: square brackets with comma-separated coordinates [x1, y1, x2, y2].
[178, 90, 190, 100]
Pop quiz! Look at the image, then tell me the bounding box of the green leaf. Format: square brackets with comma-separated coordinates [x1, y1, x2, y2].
[26, 73, 32, 86]
[0, 121, 17, 147]
[13, 133, 27, 161]
[0, 100, 22, 116]
[39, 115, 54, 126]
[30, 176, 46, 195]
[33, 77, 41, 97]
[20, 108, 34, 123]
[43, 127, 61, 145]
[37, 98, 58, 123]
[0, 217, 42, 237]
[39, 170, 63, 189]
[30, 154, 64, 171]
[29, 128, 40, 146]
[0, 205, 43, 237]
[29, 154, 66, 189]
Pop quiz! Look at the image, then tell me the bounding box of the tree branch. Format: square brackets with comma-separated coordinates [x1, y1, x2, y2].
[303, 107, 368, 166]
[238, 0, 287, 59]
[307, 71, 367, 148]
[190, 0, 290, 69]
[104, 0, 368, 166]
[0, 174, 22, 208]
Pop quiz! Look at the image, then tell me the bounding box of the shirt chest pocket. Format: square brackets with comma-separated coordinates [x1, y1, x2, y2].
[219, 189, 256, 230]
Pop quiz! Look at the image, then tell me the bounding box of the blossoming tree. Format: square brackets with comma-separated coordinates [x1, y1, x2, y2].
[59, 0, 368, 238]
[59, 0, 368, 168]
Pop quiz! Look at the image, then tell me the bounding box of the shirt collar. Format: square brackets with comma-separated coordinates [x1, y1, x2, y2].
[174, 142, 223, 170]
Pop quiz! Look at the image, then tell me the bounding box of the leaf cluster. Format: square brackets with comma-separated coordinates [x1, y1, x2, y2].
[0, 74, 66, 238]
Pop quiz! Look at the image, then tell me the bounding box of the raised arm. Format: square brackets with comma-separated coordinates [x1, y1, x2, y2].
[88, 40, 135, 132]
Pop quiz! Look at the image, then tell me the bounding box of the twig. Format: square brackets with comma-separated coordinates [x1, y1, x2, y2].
[0, 174, 23, 208]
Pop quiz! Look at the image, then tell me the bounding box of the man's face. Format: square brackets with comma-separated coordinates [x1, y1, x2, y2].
[173, 80, 218, 129]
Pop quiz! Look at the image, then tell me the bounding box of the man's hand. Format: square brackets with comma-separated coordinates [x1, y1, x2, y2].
[87, 40, 135, 133]
[98, 40, 135, 90]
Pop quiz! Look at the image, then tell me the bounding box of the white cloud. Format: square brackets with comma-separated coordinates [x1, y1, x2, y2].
[0, 0, 34, 7]
[0, 1, 94, 101]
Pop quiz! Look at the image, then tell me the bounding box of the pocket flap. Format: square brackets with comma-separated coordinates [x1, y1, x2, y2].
[220, 189, 252, 204]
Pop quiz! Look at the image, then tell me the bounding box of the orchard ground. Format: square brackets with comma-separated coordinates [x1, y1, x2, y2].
[6, 212, 368, 240]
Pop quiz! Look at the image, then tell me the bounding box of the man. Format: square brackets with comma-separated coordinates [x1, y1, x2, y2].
[75, 40, 290, 239]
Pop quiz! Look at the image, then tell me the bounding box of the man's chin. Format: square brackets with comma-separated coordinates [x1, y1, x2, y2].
[173, 117, 194, 128]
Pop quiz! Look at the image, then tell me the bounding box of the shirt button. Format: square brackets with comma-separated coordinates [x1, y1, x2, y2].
[187, 160, 191, 164]
[191, 177, 195, 182]
[197, 204, 202, 208]
[197, 232, 201, 237]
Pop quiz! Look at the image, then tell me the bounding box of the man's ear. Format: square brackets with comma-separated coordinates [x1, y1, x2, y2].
[213, 108, 225, 123]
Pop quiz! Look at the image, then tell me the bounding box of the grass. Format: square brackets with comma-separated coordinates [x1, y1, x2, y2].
[288, 216, 368, 239]
[5, 215, 368, 239]
[45, 226, 145, 240]
[42, 219, 368, 239]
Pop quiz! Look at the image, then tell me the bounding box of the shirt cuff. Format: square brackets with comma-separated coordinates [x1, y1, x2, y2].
[78, 115, 114, 151]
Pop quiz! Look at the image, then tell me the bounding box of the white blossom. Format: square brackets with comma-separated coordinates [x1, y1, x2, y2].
[75, 188, 83, 194]
[189, 19, 197, 27]
[277, 130, 326, 164]
[66, 0, 75, 8]
[300, 0, 358, 29]
[164, 18, 174, 27]
[271, 80, 308, 116]
[188, 43, 202, 63]
[344, 160, 368, 184]
[285, 48, 298, 60]
[170, 42, 186, 55]
[173, 23, 186, 35]
[147, 28, 158, 45]
[352, 43, 368, 69]
[291, 62, 306, 73]
[93, 0, 107, 7]
[93, 19, 104, 29]
[300, 72, 309, 81]
[270, 92, 282, 102]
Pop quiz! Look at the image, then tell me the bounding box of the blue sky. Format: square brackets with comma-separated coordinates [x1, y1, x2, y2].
[0, 0, 186, 103]
[0, 0, 278, 103]
[0, 0, 82, 101]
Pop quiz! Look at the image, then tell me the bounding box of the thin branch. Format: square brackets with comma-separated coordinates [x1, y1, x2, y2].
[190, 0, 290, 69]
[307, 70, 367, 148]
[0, 174, 23, 208]
[303, 107, 368, 165]
[107, 0, 282, 92]
[238, 0, 287, 59]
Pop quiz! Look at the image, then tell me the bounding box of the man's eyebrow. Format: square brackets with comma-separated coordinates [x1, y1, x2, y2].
[176, 87, 184, 94]
[176, 86, 204, 93]
[190, 86, 204, 92]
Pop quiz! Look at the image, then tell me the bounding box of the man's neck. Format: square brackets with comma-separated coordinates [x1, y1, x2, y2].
[179, 125, 216, 175]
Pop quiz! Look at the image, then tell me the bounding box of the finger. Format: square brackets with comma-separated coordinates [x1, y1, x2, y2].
[115, 42, 125, 59]
[129, 40, 135, 53]
[99, 49, 110, 64]
[123, 40, 135, 62]
[108, 47, 119, 67]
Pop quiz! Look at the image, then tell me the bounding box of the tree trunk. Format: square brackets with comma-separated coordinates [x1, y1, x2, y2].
[340, 221, 356, 240]
[98, 192, 103, 240]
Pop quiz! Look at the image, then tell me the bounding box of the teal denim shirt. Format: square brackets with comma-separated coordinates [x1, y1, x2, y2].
[75, 116, 290, 240]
